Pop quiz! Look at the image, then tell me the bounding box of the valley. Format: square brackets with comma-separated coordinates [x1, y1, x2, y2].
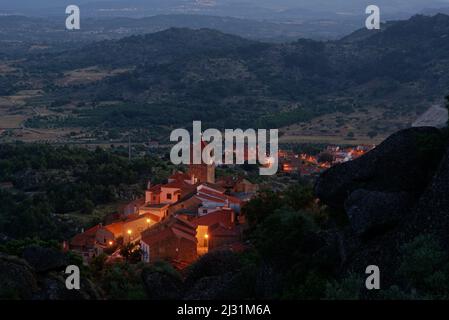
[2, 14, 448, 147]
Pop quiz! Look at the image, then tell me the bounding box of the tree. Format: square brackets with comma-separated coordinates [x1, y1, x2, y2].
[398, 235, 449, 297]
[100, 262, 147, 299]
[90, 253, 108, 277]
[81, 199, 95, 215]
[252, 209, 318, 268]
[120, 242, 141, 263]
[241, 190, 282, 226]
[284, 184, 314, 211]
[325, 274, 362, 300]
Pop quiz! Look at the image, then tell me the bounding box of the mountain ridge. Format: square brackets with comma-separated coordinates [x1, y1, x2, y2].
[5, 13, 449, 140]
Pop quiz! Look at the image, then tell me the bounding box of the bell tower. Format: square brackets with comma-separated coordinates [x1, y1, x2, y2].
[188, 140, 215, 184]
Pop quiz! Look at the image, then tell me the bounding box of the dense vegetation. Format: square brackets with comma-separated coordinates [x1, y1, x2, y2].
[0, 139, 448, 299]
[0, 143, 171, 240]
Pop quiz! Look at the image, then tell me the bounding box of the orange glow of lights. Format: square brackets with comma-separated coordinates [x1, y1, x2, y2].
[127, 229, 132, 235]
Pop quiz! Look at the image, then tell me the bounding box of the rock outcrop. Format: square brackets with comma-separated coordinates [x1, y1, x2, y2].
[0, 254, 38, 299]
[0, 248, 101, 300]
[315, 127, 444, 209]
[141, 267, 183, 300]
[314, 126, 449, 284]
[183, 273, 237, 300]
[33, 273, 101, 300]
[22, 246, 69, 273]
[344, 189, 412, 237]
[412, 145, 449, 245]
[183, 250, 252, 300]
[412, 105, 448, 129]
[185, 250, 241, 287]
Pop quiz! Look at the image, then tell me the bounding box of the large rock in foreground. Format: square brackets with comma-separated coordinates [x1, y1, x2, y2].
[345, 189, 412, 237]
[22, 246, 69, 273]
[0, 254, 38, 299]
[315, 127, 444, 209]
[141, 267, 183, 300]
[1, 248, 102, 300]
[33, 273, 101, 300]
[412, 145, 449, 245]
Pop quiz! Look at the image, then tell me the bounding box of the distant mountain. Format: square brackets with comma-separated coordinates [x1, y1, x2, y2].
[85, 14, 352, 41]
[9, 14, 449, 135]
[24, 27, 257, 71]
[0, 14, 359, 44]
[4, 0, 449, 17]
[4, 0, 448, 40]
[422, 7, 449, 15]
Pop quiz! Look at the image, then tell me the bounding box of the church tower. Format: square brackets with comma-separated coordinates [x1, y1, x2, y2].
[188, 140, 215, 184]
[188, 162, 215, 184]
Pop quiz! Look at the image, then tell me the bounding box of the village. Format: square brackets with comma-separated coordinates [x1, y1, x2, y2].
[68, 142, 375, 269]
[279, 145, 375, 176]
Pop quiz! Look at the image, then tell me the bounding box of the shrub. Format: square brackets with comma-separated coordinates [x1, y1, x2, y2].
[325, 274, 362, 300]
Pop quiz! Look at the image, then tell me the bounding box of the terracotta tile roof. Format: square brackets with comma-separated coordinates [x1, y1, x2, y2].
[104, 222, 124, 237]
[141, 216, 197, 245]
[164, 180, 195, 190]
[209, 223, 239, 237]
[169, 171, 192, 181]
[169, 215, 197, 230]
[192, 209, 234, 228]
[143, 203, 170, 209]
[195, 193, 226, 204]
[141, 227, 173, 246]
[173, 196, 202, 213]
[199, 182, 226, 193]
[172, 227, 197, 243]
[141, 225, 197, 246]
[163, 181, 197, 200]
[197, 187, 242, 205]
[172, 222, 197, 236]
[148, 184, 162, 193]
[70, 225, 100, 248]
[125, 212, 162, 224]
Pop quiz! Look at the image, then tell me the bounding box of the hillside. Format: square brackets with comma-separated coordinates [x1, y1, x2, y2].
[2, 14, 449, 143]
